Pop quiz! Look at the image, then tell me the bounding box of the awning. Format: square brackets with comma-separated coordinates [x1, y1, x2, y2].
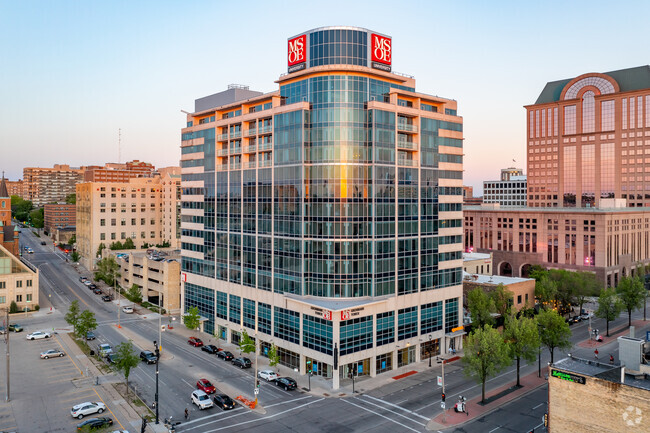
[445, 329, 467, 338]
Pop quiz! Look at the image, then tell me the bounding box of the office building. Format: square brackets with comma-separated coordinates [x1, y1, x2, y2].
[483, 167, 527, 207]
[159, 168, 181, 249]
[180, 27, 464, 389]
[463, 185, 483, 206]
[23, 164, 84, 207]
[44, 203, 76, 234]
[525, 66, 650, 208]
[83, 160, 156, 182]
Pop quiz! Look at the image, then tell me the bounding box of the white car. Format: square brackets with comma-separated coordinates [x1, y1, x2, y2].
[122, 306, 134, 314]
[27, 331, 51, 340]
[191, 390, 214, 410]
[84, 280, 92, 286]
[258, 369, 279, 382]
[70, 401, 107, 419]
[98, 343, 113, 356]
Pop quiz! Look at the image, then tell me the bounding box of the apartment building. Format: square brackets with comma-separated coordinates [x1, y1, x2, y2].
[83, 160, 155, 182]
[44, 203, 76, 233]
[23, 164, 84, 207]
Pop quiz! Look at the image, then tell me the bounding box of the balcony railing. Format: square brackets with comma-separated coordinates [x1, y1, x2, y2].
[230, 147, 242, 154]
[217, 164, 229, 171]
[230, 131, 242, 139]
[244, 161, 257, 169]
[230, 162, 241, 170]
[258, 142, 272, 151]
[217, 133, 229, 141]
[397, 122, 418, 133]
[398, 158, 415, 166]
[217, 148, 229, 156]
[244, 145, 257, 153]
[258, 125, 272, 134]
[244, 128, 257, 137]
[397, 140, 418, 150]
[258, 159, 272, 167]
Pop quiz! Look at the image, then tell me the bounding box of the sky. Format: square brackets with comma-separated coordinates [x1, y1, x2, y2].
[1, 0, 648, 194]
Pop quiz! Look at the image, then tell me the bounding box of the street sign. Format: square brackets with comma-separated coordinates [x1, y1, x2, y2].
[254, 388, 259, 395]
[440, 402, 445, 409]
[437, 376, 442, 386]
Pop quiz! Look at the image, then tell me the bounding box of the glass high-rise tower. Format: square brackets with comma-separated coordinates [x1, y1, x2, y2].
[180, 27, 464, 389]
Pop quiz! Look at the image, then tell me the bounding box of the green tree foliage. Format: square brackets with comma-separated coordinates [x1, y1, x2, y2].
[65, 193, 76, 204]
[536, 309, 572, 363]
[535, 275, 558, 310]
[462, 325, 511, 403]
[503, 314, 540, 386]
[126, 284, 142, 304]
[527, 265, 548, 282]
[239, 330, 255, 355]
[468, 288, 495, 329]
[183, 306, 200, 331]
[76, 310, 97, 338]
[548, 269, 575, 316]
[29, 208, 44, 229]
[156, 241, 171, 248]
[267, 344, 280, 372]
[95, 256, 120, 286]
[11, 195, 32, 222]
[491, 284, 514, 318]
[573, 271, 602, 316]
[616, 275, 645, 327]
[96, 242, 106, 258]
[109, 241, 124, 250]
[69, 234, 76, 245]
[9, 301, 18, 314]
[123, 238, 135, 249]
[65, 300, 81, 334]
[113, 340, 140, 396]
[596, 287, 623, 336]
[70, 251, 80, 263]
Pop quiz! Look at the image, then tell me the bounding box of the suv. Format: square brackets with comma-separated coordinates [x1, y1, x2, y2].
[188, 337, 203, 347]
[217, 350, 234, 361]
[232, 357, 252, 369]
[98, 344, 112, 357]
[275, 377, 297, 391]
[140, 351, 157, 364]
[70, 401, 106, 419]
[85, 331, 96, 341]
[258, 369, 279, 382]
[191, 390, 214, 410]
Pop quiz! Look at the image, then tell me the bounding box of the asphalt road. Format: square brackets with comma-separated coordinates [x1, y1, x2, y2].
[14, 228, 650, 433]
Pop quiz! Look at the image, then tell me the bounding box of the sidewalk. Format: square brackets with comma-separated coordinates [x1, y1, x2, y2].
[577, 318, 648, 348]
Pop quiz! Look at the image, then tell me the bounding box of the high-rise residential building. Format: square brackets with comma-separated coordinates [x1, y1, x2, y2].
[483, 167, 527, 207]
[76, 175, 180, 269]
[23, 164, 84, 207]
[43, 203, 76, 233]
[83, 160, 156, 182]
[5, 179, 24, 198]
[159, 168, 181, 249]
[180, 27, 464, 389]
[525, 66, 650, 208]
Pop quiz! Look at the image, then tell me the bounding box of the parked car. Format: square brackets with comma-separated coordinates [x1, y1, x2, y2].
[213, 394, 236, 410]
[122, 306, 134, 314]
[88, 284, 97, 290]
[27, 331, 51, 340]
[76, 417, 113, 430]
[84, 280, 92, 286]
[188, 337, 204, 347]
[196, 378, 216, 394]
[201, 344, 220, 354]
[216, 350, 234, 361]
[566, 316, 581, 325]
[140, 351, 157, 364]
[0, 326, 5, 335]
[70, 401, 106, 419]
[258, 369, 279, 382]
[105, 353, 117, 364]
[79, 276, 88, 283]
[41, 349, 65, 359]
[8, 324, 23, 332]
[102, 295, 113, 302]
[191, 390, 214, 410]
[93, 288, 103, 295]
[232, 357, 252, 369]
[40, 241, 46, 245]
[580, 311, 593, 320]
[85, 331, 96, 341]
[98, 344, 112, 357]
[275, 377, 297, 391]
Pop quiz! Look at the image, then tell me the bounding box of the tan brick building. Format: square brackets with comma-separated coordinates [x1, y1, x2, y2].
[44, 203, 76, 233]
[0, 243, 39, 311]
[159, 168, 181, 249]
[462, 272, 535, 312]
[23, 164, 84, 207]
[5, 179, 24, 198]
[83, 160, 155, 182]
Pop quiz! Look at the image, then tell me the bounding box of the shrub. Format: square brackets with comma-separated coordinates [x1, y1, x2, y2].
[9, 301, 18, 314]
[34, 304, 40, 311]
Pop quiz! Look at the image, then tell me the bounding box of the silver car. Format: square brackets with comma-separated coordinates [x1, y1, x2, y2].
[27, 331, 51, 340]
[191, 390, 213, 410]
[40, 349, 65, 359]
[70, 401, 107, 419]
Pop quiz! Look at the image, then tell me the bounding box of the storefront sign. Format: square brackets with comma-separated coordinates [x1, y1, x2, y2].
[551, 369, 586, 385]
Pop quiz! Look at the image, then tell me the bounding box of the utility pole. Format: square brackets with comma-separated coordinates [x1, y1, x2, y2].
[116, 268, 121, 328]
[154, 339, 160, 424]
[441, 357, 446, 423]
[5, 308, 9, 402]
[254, 303, 259, 406]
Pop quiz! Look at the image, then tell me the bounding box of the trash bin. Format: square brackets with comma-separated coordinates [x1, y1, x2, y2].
[89, 350, 95, 356]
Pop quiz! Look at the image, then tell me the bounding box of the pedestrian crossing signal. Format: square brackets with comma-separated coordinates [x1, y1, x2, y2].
[441, 392, 446, 402]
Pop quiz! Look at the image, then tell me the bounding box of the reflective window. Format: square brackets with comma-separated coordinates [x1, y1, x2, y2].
[623, 98, 627, 129]
[630, 97, 636, 129]
[340, 315, 372, 355]
[582, 91, 595, 133]
[582, 145, 595, 207]
[564, 76, 615, 100]
[600, 143, 615, 199]
[601, 100, 615, 131]
[563, 146, 576, 207]
[308, 29, 368, 68]
[564, 105, 576, 135]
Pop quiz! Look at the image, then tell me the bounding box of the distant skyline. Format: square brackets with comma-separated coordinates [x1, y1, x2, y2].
[1, 0, 648, 194]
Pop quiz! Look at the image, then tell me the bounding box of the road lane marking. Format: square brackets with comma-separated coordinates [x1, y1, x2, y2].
[354, 396, 426, 425]
[92, 388, 125, 430]
[342, 399, 422, 433]
[53, 334, 83, 376]
[488, 427, 500, 433]
[362, 395, 430, 421]
[264, 395, 313, 408]
[533, 403, 545, 410]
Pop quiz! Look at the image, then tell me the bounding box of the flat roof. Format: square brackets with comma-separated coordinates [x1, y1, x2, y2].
[463, 252, 491, 261]
[286, 294, 388, 311]
[463, 271, 532, 285]
[553, 356, 650, 391]
[464, 205, 650, 214]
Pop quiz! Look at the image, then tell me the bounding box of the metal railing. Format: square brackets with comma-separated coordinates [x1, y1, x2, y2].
[230, 162, 241, 170]
[258, 160, 272, 167]
[397, 159, 415, 166]
[231, 131, 242, 139]
[244, 161, 257, 169]
[258, 142, 272, 151]
[397, 123, 418, 132]
[244, 145, 257, 153]
[217, 148, 229, 156]
[397, 141, 418, 150]
[244, 129, 257, 137]
[217, 133, 229, 141]
[258, 125, 272, 134]
[230, 147, 242, 154]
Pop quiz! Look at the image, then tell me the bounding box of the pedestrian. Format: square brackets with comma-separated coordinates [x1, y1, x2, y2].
[184, 408, 189, 420]
[594, 348, 599, 360]
[610, 354, 614, 364]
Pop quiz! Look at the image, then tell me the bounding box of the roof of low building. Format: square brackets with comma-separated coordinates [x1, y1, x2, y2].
[463, 271, 532, 285]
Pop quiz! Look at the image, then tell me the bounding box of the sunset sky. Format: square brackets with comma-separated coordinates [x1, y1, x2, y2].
[1, 0, 648, 194]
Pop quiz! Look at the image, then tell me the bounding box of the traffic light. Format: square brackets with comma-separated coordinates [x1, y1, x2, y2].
[256, 379, 260, 388]
[441, 392, 446, 402]
[306, 360, 312, 374]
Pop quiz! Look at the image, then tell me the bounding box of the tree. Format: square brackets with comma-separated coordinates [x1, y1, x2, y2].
[596, 287, 623, 336]
[573, 271, 601, 316]
[76, 310, 97, 338]
[11, 195, 32, 222]
[184, 306, 200, 331]
[95, 256, 120, 287]
[123, 238, 135, 249]
[549, 269, 574, 316]
[65, 193, 76, 204]
[536, 309, 572, 363]
[113, 340, 140, 396]
[462, 325, 511, 403]
[503, 314, 540, 387]
[239, 330, 255, 355]
[267, 343, 280, 373]
[70, 251, 80, 263]
[616, 275, 645, 327]
[491, 284, 514, 318]
[29, 208, 44, 229]
[527, 265, 547, 282]
[9, 301, 18, 314]
[110, 241, 124, 250]
[467, 288, 495, 329]
[96, 242, 106, 258]
[535, 275, 557, 310]
[65, 300, 81, 335]
[126, 284, 142, 304]
[69, 234, 76, 245]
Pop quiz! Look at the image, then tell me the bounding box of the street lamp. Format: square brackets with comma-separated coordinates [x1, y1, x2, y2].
[153, 340, 160, 424]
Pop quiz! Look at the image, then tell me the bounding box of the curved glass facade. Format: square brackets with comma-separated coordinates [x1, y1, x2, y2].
[309, 28, 368, 68]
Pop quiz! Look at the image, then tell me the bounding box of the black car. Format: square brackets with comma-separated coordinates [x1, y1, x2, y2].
[232, 357, 252, 369]
[217, 350, 234, 361]
[93, 288, 102, 295]
[101, 295, 113, 302]
[201, 344, 220, 354]
[566, 316, 581, 325]
[105, 353, 117, 364]
[76, 417, 113, 430]
[213, 394, 236, 410]
[140, 351, 158, 364]
[275, 377, 297, 391]
[88, 283, 97, 290]
[40, 241, 46, 245]
[85, 331, 96, 341]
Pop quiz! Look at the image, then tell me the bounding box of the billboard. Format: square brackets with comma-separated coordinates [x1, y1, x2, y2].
[288, 34, 307, 73]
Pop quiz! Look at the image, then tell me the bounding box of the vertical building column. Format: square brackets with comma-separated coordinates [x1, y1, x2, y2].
[332, 318, 340, 390]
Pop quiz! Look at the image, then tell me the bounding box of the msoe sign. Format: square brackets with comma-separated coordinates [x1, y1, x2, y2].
[371, 33, 392, 72]
[288, 34, 307, 73]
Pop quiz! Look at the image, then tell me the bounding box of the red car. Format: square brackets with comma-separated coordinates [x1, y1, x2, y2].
[196, 378, 216, 394]
[188, 337, 203, 347]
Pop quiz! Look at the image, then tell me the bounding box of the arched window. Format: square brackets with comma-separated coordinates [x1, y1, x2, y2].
[582, 90, 595, 133]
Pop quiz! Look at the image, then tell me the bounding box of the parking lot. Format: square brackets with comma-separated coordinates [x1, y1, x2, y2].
[0, 326, 128, 432]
